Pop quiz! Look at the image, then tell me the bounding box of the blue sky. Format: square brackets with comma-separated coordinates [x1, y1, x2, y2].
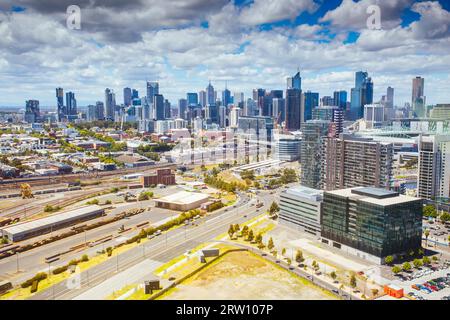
[0, 0, 449, 108]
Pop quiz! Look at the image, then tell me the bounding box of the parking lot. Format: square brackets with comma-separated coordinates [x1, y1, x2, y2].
[392, 263, 450, 300]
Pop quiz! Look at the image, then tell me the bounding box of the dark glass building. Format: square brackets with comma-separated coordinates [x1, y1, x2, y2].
[321, 187, 423, 264]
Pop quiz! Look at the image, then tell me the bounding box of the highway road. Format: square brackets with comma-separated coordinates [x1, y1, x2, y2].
[29, 190, 276, 300]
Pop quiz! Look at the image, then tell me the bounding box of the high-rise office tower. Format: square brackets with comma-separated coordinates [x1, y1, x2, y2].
[88, 103, 105, 122]
[304, 91, 319, 122]
[252, 88, 266, 115]
[206, 82, 215, 106]
[199, 90, 207, 108]
[56, 88, 64, 122]
[272, 98, 286, 126]
[321, 96, 334, 106]
[417, 135, 450, 201]
[333, 90, 347, 109]
[287, 71, 301, 90]
[164, 99, 171, 119]
[65, 91, 77, 121]
[285, 88, 302, 131]
[187, 93, 198, 106]
[132, 89, 139, 99]
[153, 94, 165, 120]
[230, 106, 240, 128]
[321, 134, 394, 191]
[219, 105, 227, 127]
[123, 87, 132, 106]
[178, 98, 187, 120]
[412, 77, 425, 118]
[386, 86, 394, 108]
[105, 88, 115, 121]
[96, 101, 105, 120]
[146, 81, 159, 101]
[300, 120, 332, 189]
[222, 86, 231, 108]
[350, 71, 373, 120]
[24, 100, 40, 123]
[234, 92, 244, 108]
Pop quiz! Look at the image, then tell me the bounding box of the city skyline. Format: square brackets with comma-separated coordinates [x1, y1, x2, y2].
[0, 0, 449, 106]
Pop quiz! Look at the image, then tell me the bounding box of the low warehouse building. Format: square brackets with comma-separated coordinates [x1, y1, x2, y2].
[0, 205, 105, 242]
[154, 191, 210, 211]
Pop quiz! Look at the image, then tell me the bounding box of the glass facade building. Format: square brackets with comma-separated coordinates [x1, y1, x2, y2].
[321, 187, 423, 263]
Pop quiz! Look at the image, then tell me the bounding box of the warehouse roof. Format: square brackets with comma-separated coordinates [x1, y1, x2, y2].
[156, 191, 209, 205]
[1, 205, 104, 236]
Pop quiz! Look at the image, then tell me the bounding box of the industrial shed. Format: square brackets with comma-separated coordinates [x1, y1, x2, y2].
[154, 191, 210, 211]
[0, 205, 105, 242]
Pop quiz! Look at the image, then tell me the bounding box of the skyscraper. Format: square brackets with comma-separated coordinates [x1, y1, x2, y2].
[199, 90, 207, 108]
[146, 81, 159, 101]
[222, 86, 231, 107]
[154, 94, 165, 120]
[65, 91, 77, 121]
[304, 91, 319, 122]
[187, 92, 198, 106]
[287, 71, 301, 90]
[206, 82, 215, 106]
[333, 90, 347, 109]
[312, 106, 343, 137]
[24, 100, 40, 123]
[350, 71, 373, 120]
[300, 120, 332, 189]
[132, 89, 139, 99]
[123, 87, 132, 106]
[285, 88, 302, 131]
[417, 135, 450, 200]
[412, 77, 425, 118]
[386, 86, 394, 109]
[178, 98, 187, 120]
[322, 134, 394, 191]
[253, 88, 265, 115]
[105, 88, 116, 121]
[272, 98, 285, 126]
[56, 88, 64, 122]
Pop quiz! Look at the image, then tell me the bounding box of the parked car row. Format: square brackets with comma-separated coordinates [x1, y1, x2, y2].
[411, 273, 450, 295]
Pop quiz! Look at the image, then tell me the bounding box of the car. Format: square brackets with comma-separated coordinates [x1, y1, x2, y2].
[411, 284, 420, 290]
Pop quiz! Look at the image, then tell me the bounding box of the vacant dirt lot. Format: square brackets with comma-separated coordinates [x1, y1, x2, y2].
[161, 250, 338, 300]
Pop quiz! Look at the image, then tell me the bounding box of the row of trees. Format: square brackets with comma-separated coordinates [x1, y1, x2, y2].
[391, 255, 438, 274]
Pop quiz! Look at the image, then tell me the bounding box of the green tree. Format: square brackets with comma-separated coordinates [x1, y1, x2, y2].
[422, 256, 431, 265]
[402, 262, 411, 272]
[255, 233, 263, 244]
[384, 255, 394, 265]
[228, 225, 234, 239]
[247, 229, 254, 242]
[241, 225, 249, 237]
[295, 250, 304, 264]
[392, 266, 401, 274]
[269, 201, 280, 215]
[413, 258, 423, 269]
[424, 229, 430, 246]
[267, 237, 274, 250]
[423, 205, 437, 218]
[350, 274, 357, 289]
[330, 271, 337, 282]
[281, 248, 286, 256]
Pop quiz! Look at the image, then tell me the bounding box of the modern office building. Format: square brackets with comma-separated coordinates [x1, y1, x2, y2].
[153, 94, 165, 120]
[146, 81, 159, 101]
[364, 103, 385, 129]
[123, 87, 132, 106]
[65, 91, 77, 121]
[272, 98, 285, 126]
[333, 90, 347, 109]
[279, 185, 323, 236]
[321, 96, 334, 106]
[285, 88, 302, 131]
[105, 88, 116, 121]
[287, 71, 301, 90]
[350, 71, 373, 120]
[417, 135, 450, 201]
[178, 98, 187, 120]
[300, 120, 332, 189]
[276, 136, 301, 161]
[321, 187, 422, 264]
[412, 76, 425, 118]
[206, 82, 215, 106]
[56, 87, 64, 122]
[222, 87, 231, 107]
[321, 134, 394, 191]
[304, 91, 319, 122]
[187, 92, 198, 106]
[24, 100, 40, 123]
